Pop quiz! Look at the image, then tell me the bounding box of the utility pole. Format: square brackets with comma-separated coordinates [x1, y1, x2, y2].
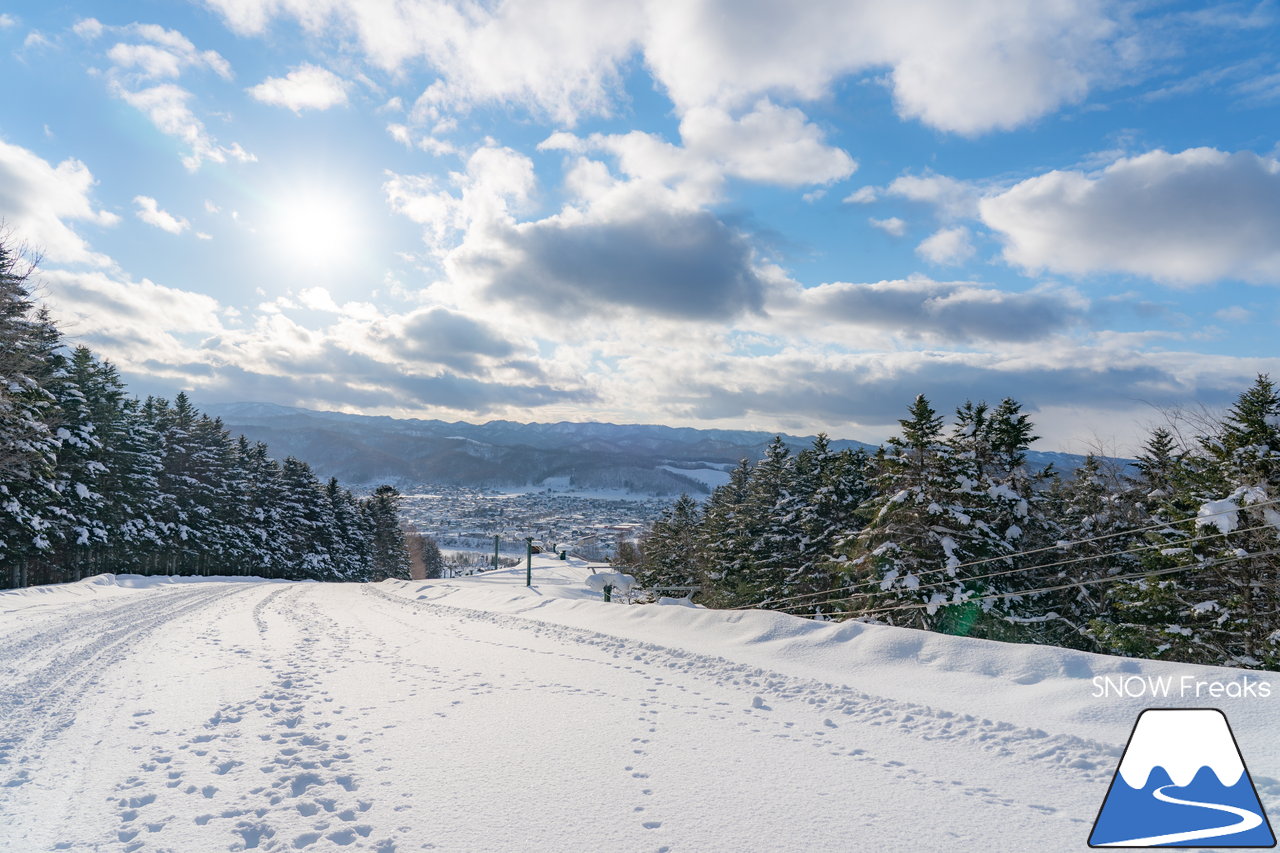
[525, 536, 534, 587]
[493, 534, 500, 570]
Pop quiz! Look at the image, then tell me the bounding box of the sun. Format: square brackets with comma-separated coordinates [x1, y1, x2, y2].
[270, 190, 361, 270]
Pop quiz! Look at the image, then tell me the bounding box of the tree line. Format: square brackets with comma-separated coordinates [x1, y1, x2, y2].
[1, 239, 411, 588]
[620, 382, 1280, 670]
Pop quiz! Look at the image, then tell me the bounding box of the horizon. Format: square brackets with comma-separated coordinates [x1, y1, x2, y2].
[3, 1, 1279, 458]
[208, 398, 1125, 460]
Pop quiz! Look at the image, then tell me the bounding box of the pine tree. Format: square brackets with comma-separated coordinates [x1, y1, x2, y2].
[743, 437, 800, 602]
[785, 437, 870, 613]
[1090, 428, 1202, 660]
[421, 535, 445, 579]
[637, 493, 703, 592]
[365, 484, 411, 581]
[1182, 376, 1280, 666]
[1030, 455, 1142, 649]
[0, 237, 385, 588]
[106, 396, 167, 574]
[47, 346, 109, 581]
[841, 396, 1002, 632]
[699, 459, 754, 606]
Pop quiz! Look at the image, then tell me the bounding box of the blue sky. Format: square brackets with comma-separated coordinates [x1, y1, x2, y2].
[1, 1, 1278, 453]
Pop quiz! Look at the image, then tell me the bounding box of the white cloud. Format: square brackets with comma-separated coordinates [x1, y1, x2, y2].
[298, 286, 341, 312]
[108, 43, 190, 79]
[41, 268, 227, 369]
[645, 0, 1121, 133]
[384, 143, 535, 246]
[133, 195, 189, 234]
[916, 226, 975, 266]
[111, 82, 256, 171]
[843, 186, 878, 204]
[538, 99, 855, 226]
[92, 22, 250, 171]
[869, 216, 906, 237]
[71, 17, 102, 39]
[102, 23, 232, 81]
[387, 123, 412, 147]
[248, 63, 350, 113]
[386, 122, 456, 155]
[0, 139, 118, 266]
[980, 147, 1280, 285]
[203, 0, 1130, 134]
[676, 100, 856, 186]
[0, 13, 18, 29]
[887, 172, 980, 219]
[1214, 306, 1252, 323]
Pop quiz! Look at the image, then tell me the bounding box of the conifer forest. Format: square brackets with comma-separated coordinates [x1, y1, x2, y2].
[0, 240, 410, 589]
[622, 383, 1280, 671]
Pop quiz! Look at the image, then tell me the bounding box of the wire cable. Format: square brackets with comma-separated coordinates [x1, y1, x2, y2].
[807, 547, 1280, 621]
[749, 496, 1280, 610]
[766, 521, 1279, 614]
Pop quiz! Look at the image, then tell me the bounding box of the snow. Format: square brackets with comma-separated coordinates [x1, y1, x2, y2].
[657, 465, 732, 490]
[1197, 495, 1241, 535]
[585, 571, 635, 595]
[940, 535, 960, 573]
[2, 557, 1278, 852]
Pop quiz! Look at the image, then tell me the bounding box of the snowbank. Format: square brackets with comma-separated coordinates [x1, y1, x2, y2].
[0, 573, 293, 610]
[376, 554, 1280, 748]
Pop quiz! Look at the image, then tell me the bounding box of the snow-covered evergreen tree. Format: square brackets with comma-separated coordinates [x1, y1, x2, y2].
[783, 436, 870, 613]
[698, 459, 754, 606]
[842, 395, 982, 631]
[1183, 376, 1280, 666]
[365, 484, 411, 581]
[742, 437, 801, 602]
[637, 493, 703, 592]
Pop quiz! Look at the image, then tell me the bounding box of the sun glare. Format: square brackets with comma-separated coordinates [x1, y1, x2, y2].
[271, 191, 360, 270]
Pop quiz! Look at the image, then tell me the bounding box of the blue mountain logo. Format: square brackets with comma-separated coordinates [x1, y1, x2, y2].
[1090, 708, 1275, 848]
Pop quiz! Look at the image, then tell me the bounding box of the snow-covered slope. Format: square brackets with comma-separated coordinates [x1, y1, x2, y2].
[1, 562, 1275, 852]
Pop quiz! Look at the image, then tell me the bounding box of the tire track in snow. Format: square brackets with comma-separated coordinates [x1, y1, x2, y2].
[0, 583, 256, 793]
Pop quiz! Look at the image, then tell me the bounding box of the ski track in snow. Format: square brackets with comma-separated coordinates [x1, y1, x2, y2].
[1, 584, 250, 791]
[2, 578, 1274, 851]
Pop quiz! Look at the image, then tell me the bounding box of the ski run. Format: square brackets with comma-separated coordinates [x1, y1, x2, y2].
[2, 556, 1277, 852]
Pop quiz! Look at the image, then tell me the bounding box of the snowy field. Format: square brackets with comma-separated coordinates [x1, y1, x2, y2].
[2, 558, 1277, 852]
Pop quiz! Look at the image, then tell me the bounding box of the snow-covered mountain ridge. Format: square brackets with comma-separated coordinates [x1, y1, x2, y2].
[202, 401, 1109, 493]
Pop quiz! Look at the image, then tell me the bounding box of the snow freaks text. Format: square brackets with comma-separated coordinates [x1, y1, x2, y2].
[1092, 675, 1272, 700]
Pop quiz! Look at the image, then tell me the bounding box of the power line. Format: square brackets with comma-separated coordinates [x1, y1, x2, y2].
[750, 496, 1280, 611]
[806, 547, 1280, 621]
[754, 495, 1280, 610]
[768, 521, 1279, 614]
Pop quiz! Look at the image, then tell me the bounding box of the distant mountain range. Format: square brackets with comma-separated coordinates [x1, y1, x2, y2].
[203, 402, 1102, 496]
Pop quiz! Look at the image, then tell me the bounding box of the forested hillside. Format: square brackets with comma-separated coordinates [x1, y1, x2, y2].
[625, 387, 1280, 670]
[0, 240, 409, 588]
